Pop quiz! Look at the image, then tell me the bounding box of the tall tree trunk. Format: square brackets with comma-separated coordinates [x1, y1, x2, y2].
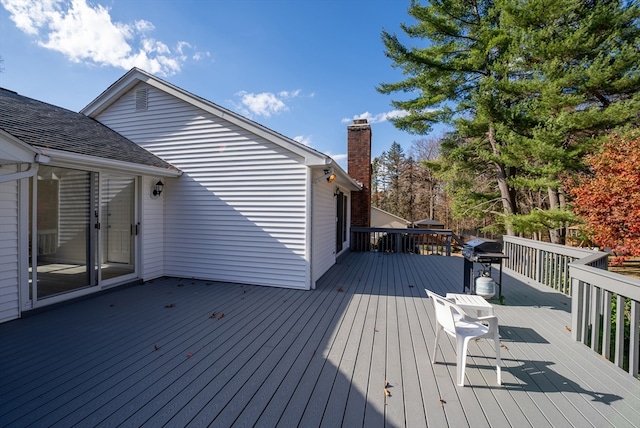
[547, 187, 561, 243]
[488, 125, 516, 235]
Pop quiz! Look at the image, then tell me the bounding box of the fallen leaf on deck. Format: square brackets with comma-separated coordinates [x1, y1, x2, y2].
[384, 380, 389, 388]
[154, 344, 160, 351]
[218, 313, 225, 319]
[186, 352, 193, 358]
[409, 284, 415, 288]
[440, 398, 446, 408]
[209, 312, 216, 318]
[165, 303, 175, 308]
[500, 343, 509, 350]
[337, 287, 343, 292]
[565, 326, 572, 332]
[384, 388, 391, 397]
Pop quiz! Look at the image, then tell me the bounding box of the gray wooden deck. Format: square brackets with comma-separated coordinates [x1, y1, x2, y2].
[1, 252, 638, 427]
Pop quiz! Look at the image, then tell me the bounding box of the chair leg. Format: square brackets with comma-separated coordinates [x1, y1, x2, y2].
[432, 326, 442, 364]
[494, 331, 501, 385]
[456, 337, 470, 386]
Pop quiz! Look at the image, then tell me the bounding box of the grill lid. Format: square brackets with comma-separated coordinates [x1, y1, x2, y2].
[463, 238, 503, 254]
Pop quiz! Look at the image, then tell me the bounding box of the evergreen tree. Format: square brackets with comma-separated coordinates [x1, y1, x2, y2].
[409, 137, 444, 222]
[373, 142, 407, 216]
[379, 0, 640, 241]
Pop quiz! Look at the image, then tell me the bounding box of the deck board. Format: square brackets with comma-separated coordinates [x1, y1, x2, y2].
[1, 252, 639, 427]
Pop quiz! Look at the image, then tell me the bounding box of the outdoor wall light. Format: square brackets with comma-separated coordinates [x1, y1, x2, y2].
[334, 187, 341, 197]
[152, 180, 164, 198]
[313, 168, 337, 184]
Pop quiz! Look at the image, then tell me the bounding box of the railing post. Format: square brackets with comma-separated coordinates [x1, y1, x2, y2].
[630, 301, 639, 377]
[571, 277, 582, 341]
[581, 282, 591, 344]
[615, 294, 625, 369]
[535, 248, 542, 284]
[446, 234, 451, 256]
[602, 290, 612, 360]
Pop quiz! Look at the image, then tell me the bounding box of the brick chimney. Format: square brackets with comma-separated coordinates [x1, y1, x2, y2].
[348, 119, 372, 228]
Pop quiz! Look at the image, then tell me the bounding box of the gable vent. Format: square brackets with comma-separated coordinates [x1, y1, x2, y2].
[135, 88, 148, 111]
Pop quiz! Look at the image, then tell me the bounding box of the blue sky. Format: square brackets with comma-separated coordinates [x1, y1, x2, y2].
[0, 0, 445, 169]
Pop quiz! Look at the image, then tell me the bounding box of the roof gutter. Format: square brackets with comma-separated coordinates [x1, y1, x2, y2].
[39, 148, 182, 177]
[0, 161, 38, 183]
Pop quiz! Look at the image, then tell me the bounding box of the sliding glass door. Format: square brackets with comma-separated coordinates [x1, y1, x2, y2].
[101, 174, 136, 282]
[32, 166, 95, 298]
[30, 166, 137, 302]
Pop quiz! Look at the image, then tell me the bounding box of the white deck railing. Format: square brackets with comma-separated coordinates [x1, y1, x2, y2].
[503, 236, 639, 377]
[503, 236, 607, 294]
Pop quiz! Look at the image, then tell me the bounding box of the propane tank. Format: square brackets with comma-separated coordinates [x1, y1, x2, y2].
[475, 272, 495, 299]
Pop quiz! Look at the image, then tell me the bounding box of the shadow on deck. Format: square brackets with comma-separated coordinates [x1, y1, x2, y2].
[0, 252, 638, 427]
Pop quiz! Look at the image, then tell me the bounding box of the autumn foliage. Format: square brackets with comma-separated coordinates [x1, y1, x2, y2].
[566, 133, 640, 258]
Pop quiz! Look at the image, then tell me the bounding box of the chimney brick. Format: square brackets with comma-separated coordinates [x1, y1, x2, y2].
[348, 119, 372, 228]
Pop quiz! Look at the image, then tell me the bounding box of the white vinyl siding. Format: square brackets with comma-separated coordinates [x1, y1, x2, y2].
[311, 171, 339, 284]
[96, 84, 310, 289]
[141, 175, 164, 280]
[0, 166, 20, 322]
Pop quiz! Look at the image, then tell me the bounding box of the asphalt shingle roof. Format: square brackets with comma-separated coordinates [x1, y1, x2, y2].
[0, 88, 176, 171]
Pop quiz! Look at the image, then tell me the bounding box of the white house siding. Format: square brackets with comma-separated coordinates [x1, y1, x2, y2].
[141, 175, 165, 281]
[311, 171, 340, 285]
[0, 166, 20, 322]
[96, 85, 310, 289]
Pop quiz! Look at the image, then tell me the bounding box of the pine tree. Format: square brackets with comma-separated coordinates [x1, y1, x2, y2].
[379, 0, 640, 240]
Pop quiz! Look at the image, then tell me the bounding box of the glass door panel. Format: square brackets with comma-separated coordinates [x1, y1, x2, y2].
[33, 166, 96, 299]
[101, 175, 136, 282]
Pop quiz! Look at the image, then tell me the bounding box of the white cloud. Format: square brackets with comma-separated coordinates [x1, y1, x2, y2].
[328, 152, 347, 162]
[279, 89, 301, 98]
[192, 51, 210, 61]
[293, 135, 313, 146]
[0, 0, 210, 76]
[342, 109, 409, 124]
[235, 89, 302, 118]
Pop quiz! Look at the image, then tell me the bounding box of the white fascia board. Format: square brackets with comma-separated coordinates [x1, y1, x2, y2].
[81, 68, 145, 117]
[81, 68, 329, 166]
[40, 148, 182, 177]
[312, 162, 361, 191]
[0, 129, 39, 164]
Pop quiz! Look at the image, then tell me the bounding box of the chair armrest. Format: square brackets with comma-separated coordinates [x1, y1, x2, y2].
[461, 312, 498, 325]
[472, 315, 499, 331]
[475, 315, 497, 322]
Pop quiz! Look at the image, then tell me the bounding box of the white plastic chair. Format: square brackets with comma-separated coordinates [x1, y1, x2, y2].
[426, 289, 501, 386]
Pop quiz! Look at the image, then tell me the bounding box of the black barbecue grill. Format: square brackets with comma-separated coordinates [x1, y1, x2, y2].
[462, 238, 508, 298]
